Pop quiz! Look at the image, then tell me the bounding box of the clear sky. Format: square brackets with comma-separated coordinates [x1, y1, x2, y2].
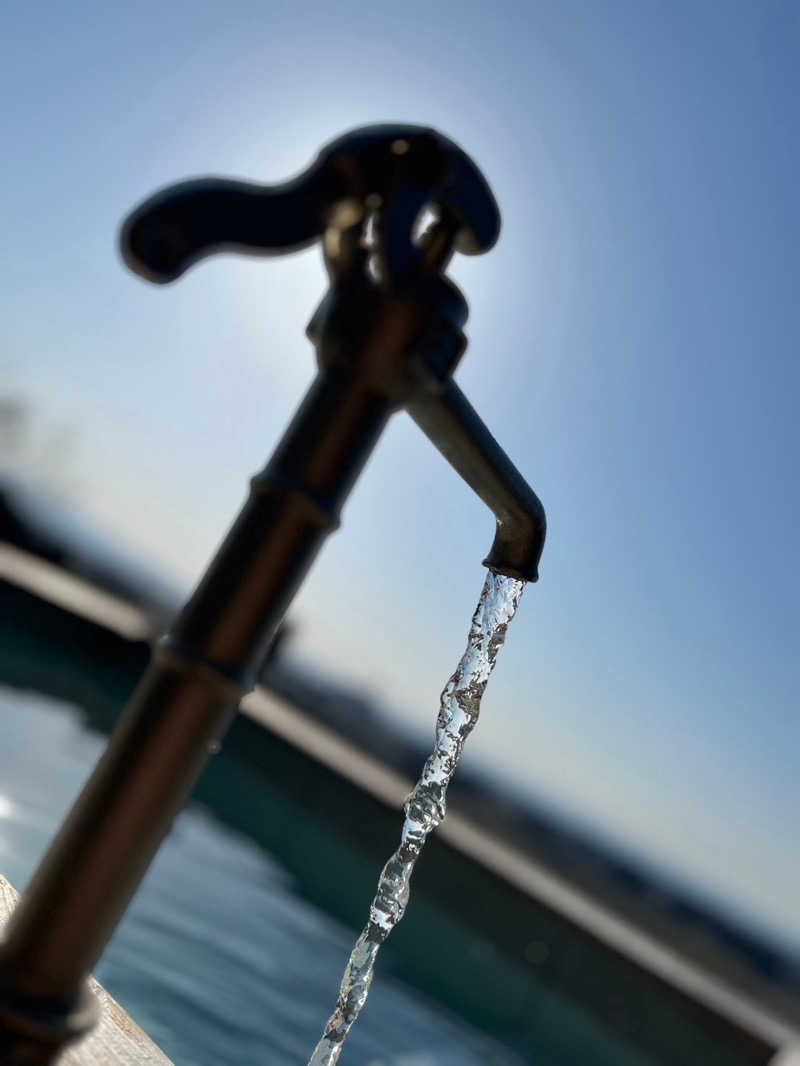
[2, 1, 798, 947]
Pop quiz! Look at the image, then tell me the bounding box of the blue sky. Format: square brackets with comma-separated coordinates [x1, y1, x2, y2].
[2, 2, 798, 945]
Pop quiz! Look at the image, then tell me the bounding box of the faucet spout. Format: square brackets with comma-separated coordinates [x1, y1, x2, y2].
[407, 381, 546, 582]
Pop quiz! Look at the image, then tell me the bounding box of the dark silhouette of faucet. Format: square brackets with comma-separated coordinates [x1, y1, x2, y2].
[0, 124, 545, 1064]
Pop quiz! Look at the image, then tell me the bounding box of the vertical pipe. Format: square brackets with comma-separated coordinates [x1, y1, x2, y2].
[0, 367, 392, 1061]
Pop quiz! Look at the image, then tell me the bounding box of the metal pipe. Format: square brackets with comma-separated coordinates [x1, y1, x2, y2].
[0, 369, 392, 1062]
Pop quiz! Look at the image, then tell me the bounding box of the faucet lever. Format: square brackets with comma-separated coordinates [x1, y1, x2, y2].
[121, 124, 500, 286]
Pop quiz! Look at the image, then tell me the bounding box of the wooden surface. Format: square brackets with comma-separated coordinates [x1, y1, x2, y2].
[0, 874, 172, 1065]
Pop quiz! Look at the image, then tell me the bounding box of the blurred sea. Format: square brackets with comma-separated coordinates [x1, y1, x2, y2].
[0, 685, 523, 1066]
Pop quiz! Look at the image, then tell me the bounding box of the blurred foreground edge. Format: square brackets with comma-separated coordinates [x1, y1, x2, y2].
[0, 876, 172, 1065]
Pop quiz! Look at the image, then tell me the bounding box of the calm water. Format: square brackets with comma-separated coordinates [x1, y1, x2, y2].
[310, 573, 525, 1066]
[0, 684, 525, 1066]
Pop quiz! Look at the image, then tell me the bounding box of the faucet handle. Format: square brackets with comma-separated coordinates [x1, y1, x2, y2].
[120, 124, 500, 285]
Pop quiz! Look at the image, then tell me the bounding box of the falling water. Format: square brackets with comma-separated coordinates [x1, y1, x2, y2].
[308, 570, 525, 1066]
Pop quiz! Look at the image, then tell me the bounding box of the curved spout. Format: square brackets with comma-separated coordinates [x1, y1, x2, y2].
[407, 381, 546, 582]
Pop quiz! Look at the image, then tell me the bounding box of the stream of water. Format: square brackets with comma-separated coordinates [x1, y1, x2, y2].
[308, 571, 526, 1066]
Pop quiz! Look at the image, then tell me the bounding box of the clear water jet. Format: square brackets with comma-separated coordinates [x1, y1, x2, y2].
[308, 570, 525, 1066]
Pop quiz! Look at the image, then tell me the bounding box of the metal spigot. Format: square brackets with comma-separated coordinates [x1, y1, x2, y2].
[0, 124, 545, 1064]
[123, 123, 545, 581]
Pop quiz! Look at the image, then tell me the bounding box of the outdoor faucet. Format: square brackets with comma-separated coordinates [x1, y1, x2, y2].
[0, 124, 545, 1064]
